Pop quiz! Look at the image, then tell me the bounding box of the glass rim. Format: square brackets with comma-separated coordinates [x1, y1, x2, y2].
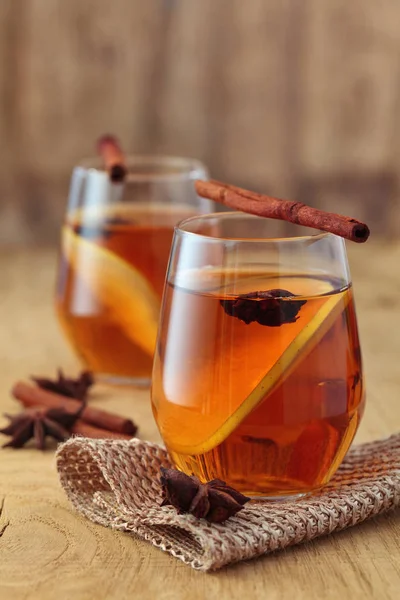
[175, 211, 337, 244]
[77, 154, 207, 182]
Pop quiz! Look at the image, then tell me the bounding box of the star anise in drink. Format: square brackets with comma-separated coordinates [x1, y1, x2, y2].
[31, 369, 94, 402]
[75, 216, 132, 240]
[0, 406, 82, 450]
[220, 288, 307, 327]
[160, 467, 250, 523]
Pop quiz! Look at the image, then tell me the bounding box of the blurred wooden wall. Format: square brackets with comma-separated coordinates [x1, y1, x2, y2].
[1, 0, 400, 245]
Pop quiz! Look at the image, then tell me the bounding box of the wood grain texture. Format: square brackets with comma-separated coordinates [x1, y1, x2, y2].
[1, 0, 400, 245]
[0, 244, 399, 599]
[299, 0, 400, 173]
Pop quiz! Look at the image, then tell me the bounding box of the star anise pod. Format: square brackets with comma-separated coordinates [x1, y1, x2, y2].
[0, 405, 83, 450]
[160, 468, 250, 523]
[32, 369, 94, 401]
[220, 288, 307, 327]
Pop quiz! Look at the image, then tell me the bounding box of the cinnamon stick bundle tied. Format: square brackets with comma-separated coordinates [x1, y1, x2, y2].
[12, 382, 137, 438]
[195, 179, 370, 243]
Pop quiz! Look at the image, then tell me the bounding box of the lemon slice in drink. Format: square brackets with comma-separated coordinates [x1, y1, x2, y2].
[167, 291, 348, 455]
[62, 226, 160, 357]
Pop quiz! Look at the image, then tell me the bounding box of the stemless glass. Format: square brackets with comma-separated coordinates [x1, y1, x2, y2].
[151, 212, 365, 499]
[55, 156, 210, 386]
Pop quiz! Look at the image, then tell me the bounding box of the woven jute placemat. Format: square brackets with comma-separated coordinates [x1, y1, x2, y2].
[56, 433, 400, 571]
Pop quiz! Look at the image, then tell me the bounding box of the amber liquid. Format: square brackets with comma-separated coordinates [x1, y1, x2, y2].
[152, 269, 365, 497]
[56, 203, 196, 381]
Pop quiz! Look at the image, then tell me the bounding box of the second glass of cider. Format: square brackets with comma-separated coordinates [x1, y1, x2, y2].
[55, 156, 210, 386]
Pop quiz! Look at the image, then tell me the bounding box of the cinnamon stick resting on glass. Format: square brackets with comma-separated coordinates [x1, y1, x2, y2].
[195, 179, 370, 243]
[97, 134, 127, 183]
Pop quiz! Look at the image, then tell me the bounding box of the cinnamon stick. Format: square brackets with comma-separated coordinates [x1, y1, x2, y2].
[12, 382, 137, 436]
[23, 403, 132, 440]
[72, 421, 131, 440]
[195, 179, 370, 243]
[97, 134, 127, 182]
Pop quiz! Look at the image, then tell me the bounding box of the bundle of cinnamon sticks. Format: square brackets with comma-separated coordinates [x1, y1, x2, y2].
[12, 381, 137, 440]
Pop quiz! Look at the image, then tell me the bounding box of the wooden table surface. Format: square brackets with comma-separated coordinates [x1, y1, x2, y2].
[0, 244, 399, 600]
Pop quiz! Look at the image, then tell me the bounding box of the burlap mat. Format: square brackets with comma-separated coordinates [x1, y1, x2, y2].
[56, 433, 400, 571]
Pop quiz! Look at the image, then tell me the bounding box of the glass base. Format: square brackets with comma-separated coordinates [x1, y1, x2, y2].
[95, 373, 151, 388]
[249, 492, 309, 502]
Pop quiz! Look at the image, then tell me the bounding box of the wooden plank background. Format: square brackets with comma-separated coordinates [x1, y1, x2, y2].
[1, 0, 400, 246]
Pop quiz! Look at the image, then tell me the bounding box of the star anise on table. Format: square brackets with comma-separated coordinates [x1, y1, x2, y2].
[0, 406, 83, 450]
[160, 468, 250, 523]
[31, 369, 94, 401]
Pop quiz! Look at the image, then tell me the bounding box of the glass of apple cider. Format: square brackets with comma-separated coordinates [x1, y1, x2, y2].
[151, 212, 365, 499]
[55, 156, 210, 386]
